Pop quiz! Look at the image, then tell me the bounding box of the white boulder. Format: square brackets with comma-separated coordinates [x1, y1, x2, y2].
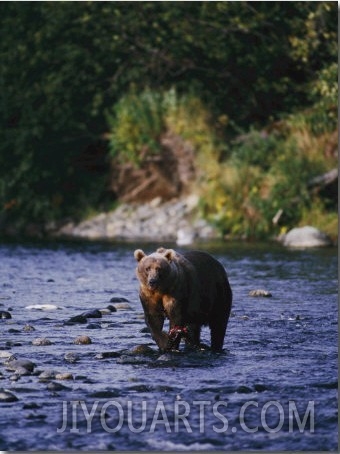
[282, 226, 333, 248]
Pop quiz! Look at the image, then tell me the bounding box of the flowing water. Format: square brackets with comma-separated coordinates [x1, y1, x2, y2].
[0, 240, 337, 451]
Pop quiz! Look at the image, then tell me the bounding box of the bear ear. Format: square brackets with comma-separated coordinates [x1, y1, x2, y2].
[156, 247, 166, 254]
[164, 249, 176, 261]
[134, 249, 146, 262]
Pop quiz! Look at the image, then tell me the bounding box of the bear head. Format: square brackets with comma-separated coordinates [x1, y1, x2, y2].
[134, 248, 177, 291]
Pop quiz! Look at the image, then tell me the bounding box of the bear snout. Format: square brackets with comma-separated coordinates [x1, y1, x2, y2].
[147, 277, 160, 289]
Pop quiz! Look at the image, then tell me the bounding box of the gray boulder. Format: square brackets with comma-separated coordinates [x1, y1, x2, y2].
[282, 226, 333, 248]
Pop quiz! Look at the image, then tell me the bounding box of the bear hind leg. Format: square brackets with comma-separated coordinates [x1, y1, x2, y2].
[210, 318, 227, 351]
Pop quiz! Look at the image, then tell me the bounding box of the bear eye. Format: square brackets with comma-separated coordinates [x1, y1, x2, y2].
[145, 266, 151, 272]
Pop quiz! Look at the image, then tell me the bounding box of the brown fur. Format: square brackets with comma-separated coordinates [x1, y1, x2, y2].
[134, 247, 232, 351]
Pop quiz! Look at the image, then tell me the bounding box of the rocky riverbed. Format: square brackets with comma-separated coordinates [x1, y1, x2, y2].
[0, 241, 337, 451]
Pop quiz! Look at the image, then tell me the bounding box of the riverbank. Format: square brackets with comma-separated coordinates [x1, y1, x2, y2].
[54, 195, 219, 245]
[1, 194, 335, 248]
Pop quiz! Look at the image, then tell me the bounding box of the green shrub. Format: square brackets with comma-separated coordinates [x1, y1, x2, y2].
[106, 88, 165, 166]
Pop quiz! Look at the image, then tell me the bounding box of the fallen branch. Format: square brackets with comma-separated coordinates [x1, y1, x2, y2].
[307, 168, 338, 190]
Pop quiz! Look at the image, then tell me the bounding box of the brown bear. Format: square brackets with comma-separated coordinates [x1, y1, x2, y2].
[134, 247, 232, 352]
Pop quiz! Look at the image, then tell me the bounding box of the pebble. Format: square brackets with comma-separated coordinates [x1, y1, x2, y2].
[0, 311, 12, 319]
[0, 390, 18, 402]
[23, 324, 36, 332]
[32, 338, 53, 346]
[74, 335, 92, 345]
[248, 289, 272, 297]
[106, 304, 117, 312]
[81, 309, 102, 319]
[55, 372, 73, 380]
[64, 352, 80, 363]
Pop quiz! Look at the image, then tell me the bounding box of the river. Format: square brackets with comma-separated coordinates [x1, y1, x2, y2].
[0, 240, 337, 451]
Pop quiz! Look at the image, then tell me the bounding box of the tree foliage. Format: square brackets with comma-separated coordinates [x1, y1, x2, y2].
[0, 1, 337, 233]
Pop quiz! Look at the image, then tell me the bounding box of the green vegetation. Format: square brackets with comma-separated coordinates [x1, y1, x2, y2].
[0, 2, 337, 239]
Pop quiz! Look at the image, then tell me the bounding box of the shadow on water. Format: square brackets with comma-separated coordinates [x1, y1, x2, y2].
[0, 239, 337, 451]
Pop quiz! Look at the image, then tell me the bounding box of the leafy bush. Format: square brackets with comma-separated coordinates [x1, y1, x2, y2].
[107, 88, 165, 166]
[200, 117, 337, 239]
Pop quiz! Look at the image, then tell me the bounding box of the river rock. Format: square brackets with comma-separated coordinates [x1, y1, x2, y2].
[39, 370, 58, 380]
[64, 352, 80, 363]
[86, 322, 102, 329]
[47, 381, 70, 392]
[55, 372, 74, 380]
[81, 309, 102, 319]
[281, 226, 332, 248]
[64, 315, 88, 325]
[249, 289, 272, 297]
[13, 366, 32, 376]
[5, 358, 35, 373]
[113, 303, 132, 310]
[0, 311, 12, 319]
[73, 335, 92, 345]
[32, 337, 53, 346]
[0, 389, 18, 402]
[109, 297, 129, 303]
[23, 324, 36, 332]
[130, 345, 155, 355]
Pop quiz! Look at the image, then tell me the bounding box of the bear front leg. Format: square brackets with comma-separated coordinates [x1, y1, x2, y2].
[140, 298, 169, 351]
[163, 296, 187, 350]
